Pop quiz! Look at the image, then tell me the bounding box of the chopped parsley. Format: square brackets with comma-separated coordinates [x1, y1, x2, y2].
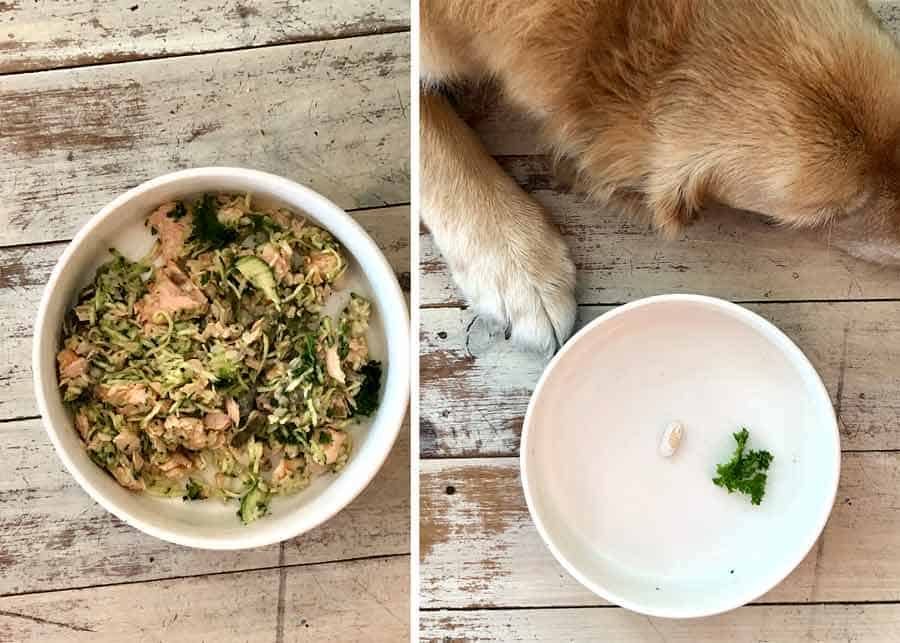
[353, 361, 382, 417]
[190, 193, 237, 248]
[183, 478, 205, 501]
[170, 201, 188, 220]
[712, 428, 773, 506]
[248, 212, 282, 234]
[300, 334, 318, 370]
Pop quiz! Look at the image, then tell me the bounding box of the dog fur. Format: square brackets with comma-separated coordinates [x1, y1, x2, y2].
[420, 0, 900, 354]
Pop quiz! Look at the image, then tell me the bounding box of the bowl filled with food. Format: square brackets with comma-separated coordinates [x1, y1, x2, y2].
[33, 167, 409, 549]
[520, 294, 840, 618]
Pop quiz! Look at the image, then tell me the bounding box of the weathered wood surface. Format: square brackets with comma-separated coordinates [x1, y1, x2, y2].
[0, 31, 410, 247]
[420, 8, 900, 636]
[0, 0, 409, 74]
[420, 453, 900, 609]
[0, 554, 408, 642]
[0, 205, 408, 421]
[0, 417, 408, 596]
[421, 302, 900, 457]
[0, 203, 409, 596]
[422, 1, 900, 307]
[0, 8, 411, 639]
[420, 169, 900, 307]
[420, 604, 900, 643]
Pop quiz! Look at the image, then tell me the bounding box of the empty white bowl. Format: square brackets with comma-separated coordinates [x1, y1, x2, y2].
[33, 167, 409, 549]
[521, 294, 840, 617]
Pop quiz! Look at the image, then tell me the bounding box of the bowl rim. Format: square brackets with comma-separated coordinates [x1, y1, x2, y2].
[32, 166, 409, 550]
[519, 293, 840, 618]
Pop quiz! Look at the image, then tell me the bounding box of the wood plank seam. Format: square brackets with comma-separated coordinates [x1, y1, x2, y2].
[421, 449, 900, 461]
[421, 297, 900, 310]
[0, 609, 94, 633]
[840, 448, 900, 453]
[421, 605, 900, 641]
[0, 555, 409, 639]
[0, 201, 412, 252]
[421, 600, 900, 611]
[275, 542, 287, 643]
[347, 202, 411, 212]
[0, 416, 40, 425]
[0, 551, 410, 600]
[0, 26, 411, 80]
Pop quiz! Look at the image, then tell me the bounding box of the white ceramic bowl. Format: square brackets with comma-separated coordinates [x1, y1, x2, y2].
[521, 294, 840, 618]
[33, 167, 409, 549]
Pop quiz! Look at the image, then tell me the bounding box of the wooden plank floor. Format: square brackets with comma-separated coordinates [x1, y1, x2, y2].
[0, 0, 409, 74]
[0, 4, 409, 641]
[418, 2, 900, 640]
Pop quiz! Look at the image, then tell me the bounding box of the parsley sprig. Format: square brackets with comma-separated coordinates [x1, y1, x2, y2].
[712, 428, 773, 505]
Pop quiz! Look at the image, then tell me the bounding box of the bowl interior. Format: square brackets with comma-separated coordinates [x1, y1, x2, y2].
[34, 169, 407, 548]
[522, 296, 839, 617]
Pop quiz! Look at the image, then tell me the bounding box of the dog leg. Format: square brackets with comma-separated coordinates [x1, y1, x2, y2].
[420, 91, 577, 354]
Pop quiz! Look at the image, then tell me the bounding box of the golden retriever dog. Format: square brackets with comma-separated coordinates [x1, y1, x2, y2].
[421, 0, 900, 354]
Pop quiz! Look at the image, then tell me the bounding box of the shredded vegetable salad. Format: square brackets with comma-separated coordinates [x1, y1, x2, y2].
[57, 193, 381, 524]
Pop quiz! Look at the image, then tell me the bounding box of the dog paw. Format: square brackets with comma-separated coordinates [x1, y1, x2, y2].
[449, 230, 577, 356]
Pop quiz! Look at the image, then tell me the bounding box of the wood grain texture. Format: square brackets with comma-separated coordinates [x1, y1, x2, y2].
[0, 0, 409, 74]
[420, 453, 900, 609]
[0, 418, 408, 596]
[0, 205, 411, 595]
[0, 32, 409, 247]
[422, 1, 900, 307]
[420, 604, 900, 642]
[421, 302, 900, 457]
[0, 554, 408, 642]
[420, 166, 900, 307]
[0, 6, 411, 639]
[0, 205, 408, 421]
[419, 2, 900, 640]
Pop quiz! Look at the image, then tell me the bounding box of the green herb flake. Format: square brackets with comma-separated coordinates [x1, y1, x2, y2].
[353, 361, 382, 417]
[183, 478, 205, 501]
[712, 428, 773, 506]
[248, 213, 282, 235]
[190, 193, 237, 248]
[299, 334, 318, 371]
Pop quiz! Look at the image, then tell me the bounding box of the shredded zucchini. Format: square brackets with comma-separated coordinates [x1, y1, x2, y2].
[57, 193, 382, 524]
